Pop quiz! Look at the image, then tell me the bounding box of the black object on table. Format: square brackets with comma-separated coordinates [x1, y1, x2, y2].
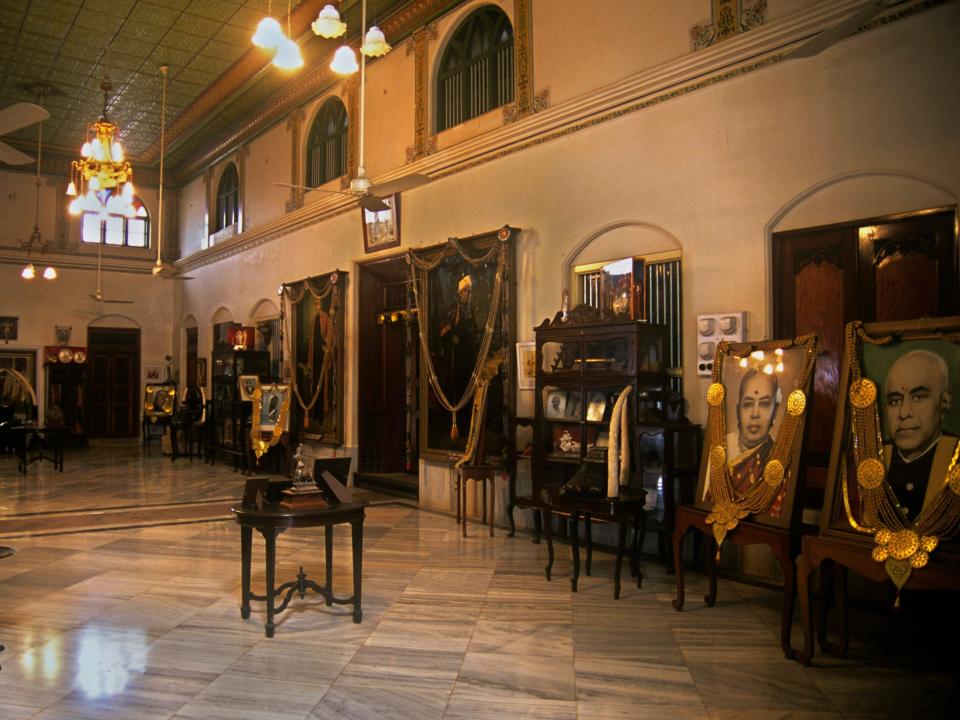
[10, 425, 64, 474]
[232, 471, 367, 637]
[543, 489, 646, 599]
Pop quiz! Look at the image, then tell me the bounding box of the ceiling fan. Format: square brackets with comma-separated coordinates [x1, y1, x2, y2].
[90, 240, 133, 304]
[0, 102, 49, 166]
[151, 65, 192, 281]
[784, 1, 891, 60]
[275, 0, 431, 211]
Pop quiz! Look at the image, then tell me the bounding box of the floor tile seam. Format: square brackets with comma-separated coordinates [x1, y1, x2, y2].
[0, 517, 232, 540]
[0, 497, 240, 520]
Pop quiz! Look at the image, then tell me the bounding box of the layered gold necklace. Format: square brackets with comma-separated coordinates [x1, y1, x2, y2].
[842, 322, 960, 598]
[705, 336, 819, 548]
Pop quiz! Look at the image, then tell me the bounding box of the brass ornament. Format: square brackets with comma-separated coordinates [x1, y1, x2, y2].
[711, 444, 726, 466]
[920, 535, 938, 553]
[857, 458, 885, 490]
[706, 383, 725, 407]
[884, 557, 913, 591]
[887, 529, 920, 560]
[849, 378, 877, 408]
[911, 551, 929, 569]
[763, 459, 785, 488]
[871, 545, 888, 562]
[786, 389, 806, 416]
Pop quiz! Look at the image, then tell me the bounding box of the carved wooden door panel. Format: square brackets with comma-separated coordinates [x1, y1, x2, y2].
[773, 207, 957, 505]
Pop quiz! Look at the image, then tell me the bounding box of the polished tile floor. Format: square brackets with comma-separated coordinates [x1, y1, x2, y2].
[1, 444, 958, 719]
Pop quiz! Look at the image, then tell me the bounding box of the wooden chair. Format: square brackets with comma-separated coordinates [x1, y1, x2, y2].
[455, 352, 510, 537]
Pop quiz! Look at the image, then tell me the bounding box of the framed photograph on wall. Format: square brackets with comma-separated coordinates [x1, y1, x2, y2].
[516, 341, 535, 390]
[361, 193, 400, 253]
[238, 375, 259, 402]
[258, 383, 291, 433]
[144, 365, 163, 383]
[544, 387, 568, 419]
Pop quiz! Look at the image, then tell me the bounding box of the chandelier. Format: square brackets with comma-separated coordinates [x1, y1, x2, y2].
[66, 77, 135, 218]
[253, 1, 304, 70]
[20, 84, 56, 280]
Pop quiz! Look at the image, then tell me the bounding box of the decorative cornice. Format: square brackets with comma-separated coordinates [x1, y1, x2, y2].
[176, 0, 940, 274]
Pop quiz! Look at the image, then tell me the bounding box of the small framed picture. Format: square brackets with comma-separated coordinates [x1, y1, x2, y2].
[544, 388, 568, 419]
[361, 193, 401, 253]
[564, 391, 582, 420]
[259, 383, 291, 432]
[144, 365, 163, 383]
[238, 375, 259, 402]
[0, 316, 17, 342]
[516, 341, 535, 390]
[586, 391, 607, 422]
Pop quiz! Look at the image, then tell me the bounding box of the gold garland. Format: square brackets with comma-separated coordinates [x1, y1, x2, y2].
[249, 383, 290, 461]
[704, 335, 819, 549]
[281, 276, 339, 416]
[842, 321, 960, 600]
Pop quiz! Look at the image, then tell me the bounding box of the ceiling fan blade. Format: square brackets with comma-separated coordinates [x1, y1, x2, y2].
[0, 140, 35, 165]
[152, 264, 193, 280]
[369, 173, 432, 197]
[359, 195, 390, 212]
[785, 1, 887, 60]
[0, 102, 49, 136]
[104, 298, 135, 304]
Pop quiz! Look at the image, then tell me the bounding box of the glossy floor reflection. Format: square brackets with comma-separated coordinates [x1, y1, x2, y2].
[1, 447, 958, 718]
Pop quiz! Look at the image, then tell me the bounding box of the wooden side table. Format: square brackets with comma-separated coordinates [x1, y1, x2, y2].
[795, 533, 960, 665]
[543, 491, 646, 599]
[11, 425, 64, 474]
[672, 505, 801, 660]
[232, 499, 368, 637]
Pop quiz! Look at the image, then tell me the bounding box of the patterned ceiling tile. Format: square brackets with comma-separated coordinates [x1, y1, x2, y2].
[130, 2, 184, 26]
[161, 28, 207, 52]
[171, 12, 221, 38]
[0, 6, 28, 30]
[149, 0, 193, 10]
[73, 9, 124, 35]
[186, 0, 243, 22]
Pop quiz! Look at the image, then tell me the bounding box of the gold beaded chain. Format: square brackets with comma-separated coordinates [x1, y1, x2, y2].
[842, 322, 960, 600]
[704, 335, 820, 549]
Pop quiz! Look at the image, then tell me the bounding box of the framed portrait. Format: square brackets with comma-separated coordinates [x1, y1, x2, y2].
[417, 228, 516, 458]
[196, 357, 207, 387]
[694, 334, 820, 529]
[144, 365, 163, 383]
[238, 375, 259, 402]
[586, 391, 607, 422]
[286, 270, 346, 444]
[516, 341, 535, 390]
[544, 387, 567, 419]
[0, 316, 17, 342]
[258, 383, 291, 432]
[821, 317, 960, 549]
[362, 193, 400, 253]
[143, 384, 175, 418]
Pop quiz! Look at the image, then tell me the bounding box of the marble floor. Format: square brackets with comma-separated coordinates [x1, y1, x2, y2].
[1, 445, 958, 719]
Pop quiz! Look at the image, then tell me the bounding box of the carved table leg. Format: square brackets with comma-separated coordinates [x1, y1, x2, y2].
[544, 507, 553, 581]
[834, 562, 849, 658]
[704, 536, 718, 607]
[533, 508, 542, 544]
[481, 478, 488, 527]
[488, 477, 495, 538]
[325, 525, 334, 606]
[632, 512, 644, 588]
[816, 559, 833, 653]
[351, 516, 364, 623]
[671, 518, 689, 611]
[584, 515, 593, 577]
[614, 518, 627, 600]
[570, 513, 580, 593]
[776, 544, 797, 660]
[261, 528, 277, 638]
[240, 526, 252, 619]
[796, 549, 818, 665]
[506, 497, 516, 537]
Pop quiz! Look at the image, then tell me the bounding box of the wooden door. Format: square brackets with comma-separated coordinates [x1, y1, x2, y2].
[357, 258, 419, 473]
[87, 328, 140, 438]
[773, 206, 958, 503]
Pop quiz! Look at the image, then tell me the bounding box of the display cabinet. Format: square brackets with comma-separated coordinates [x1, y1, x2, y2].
[43, 346, 87, 447]
[526, 309, 671, 519]
[636, 421, 701, 570]
[206, 350, 269, 468]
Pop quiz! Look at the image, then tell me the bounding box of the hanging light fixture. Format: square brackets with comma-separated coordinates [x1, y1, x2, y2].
[361, 25, 391, 57]
[252, 0, 284, 49]
[330, 44, 359, 74]
[312, 4, 346, 38]
[66, 76, 135, 219]
[19, 85, 56, 280]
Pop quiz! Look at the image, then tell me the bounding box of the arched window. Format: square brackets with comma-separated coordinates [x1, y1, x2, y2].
[81, 193, 149, 247]
[215, 162, 240, 232]
[306, 98, 348, 188]
[436, 6, 514, 132]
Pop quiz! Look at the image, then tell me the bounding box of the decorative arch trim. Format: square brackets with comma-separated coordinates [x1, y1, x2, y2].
[88, 314, 141, 328]
[561, 220, 683, 294]
[248, 298, 281, 320]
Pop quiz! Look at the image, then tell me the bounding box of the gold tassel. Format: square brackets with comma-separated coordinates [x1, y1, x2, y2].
[894, 593, 901, 609]
[450, 411, 459, 440]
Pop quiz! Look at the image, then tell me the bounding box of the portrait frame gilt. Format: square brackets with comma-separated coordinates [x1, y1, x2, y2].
[694, 334, 820, 541]
[820, 317, 960, 576]
[282, 270, 347, 445]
